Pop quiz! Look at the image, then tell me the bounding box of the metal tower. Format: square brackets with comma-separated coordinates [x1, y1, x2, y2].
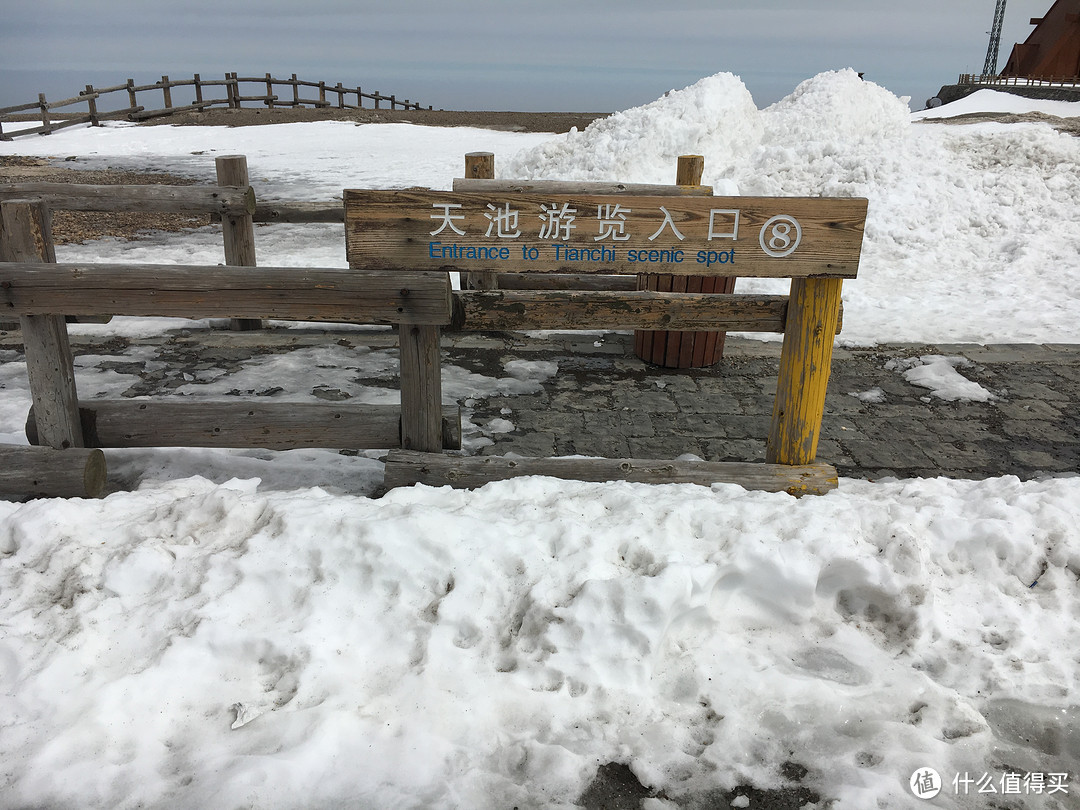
[983, 0, 1008, 76]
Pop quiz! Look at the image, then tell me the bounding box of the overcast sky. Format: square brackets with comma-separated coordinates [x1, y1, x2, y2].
[0, 0, 1056, 113]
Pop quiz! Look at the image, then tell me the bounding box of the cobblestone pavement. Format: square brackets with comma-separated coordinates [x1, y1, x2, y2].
[450, 333, 1080, 481]
[2, 329, 1077, 482]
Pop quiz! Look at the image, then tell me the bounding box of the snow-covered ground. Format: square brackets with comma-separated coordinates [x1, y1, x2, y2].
[1, 72, 1078, 809]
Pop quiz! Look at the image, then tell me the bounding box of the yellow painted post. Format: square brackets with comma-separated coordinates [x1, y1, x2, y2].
[766, 277, 844, 465]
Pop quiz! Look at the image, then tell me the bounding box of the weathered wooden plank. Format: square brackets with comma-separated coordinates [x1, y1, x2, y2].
[453, 290, 791, 332]
[251, 201, 343, 223]
[0, 445, 107, 499]
[383, 451, 839, 496]
[399, 325, 444, 452]
[766, 277, 844, 465]
[0, 182, 256, 215]
[27, 401, 462, 451]
[0, 201, 84, 450]
[344, 190, 867, 278]
[494, 273, 636, 291]
[0, 263, 453, 324]
[452, 179, 715, 196]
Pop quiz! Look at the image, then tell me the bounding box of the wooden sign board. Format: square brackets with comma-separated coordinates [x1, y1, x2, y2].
[345, 189, 868, 279]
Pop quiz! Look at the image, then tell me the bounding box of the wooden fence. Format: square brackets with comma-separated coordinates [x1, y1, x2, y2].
[957, 73, 1080, 88]
[0, 72, 430, 140]
[0, 153, 866, 500]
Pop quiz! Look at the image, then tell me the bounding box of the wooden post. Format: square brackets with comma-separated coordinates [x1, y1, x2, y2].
[0, 200, 84, 449]
[194, 73, 203, 105]
[335, 83, 345, 108]
[634, 155, 733, 369]
[291, 74, 300, 106]
[0, 446, 107, 499]
[265, 73, 275, 108]
[126, 79, 137, 110]
[390, 94, 397, 110]
[356, 86, 363, 108]
[84, 85, 99, 126]
[38, 94, 51, 135]
[161, 76, 172, 109]
[318, 82, 326, 107]
[398, 324, 443, 452]
[215, 156, 261, 330]
[766, 277, 844, 465]
[462, 152, 498, 291]
[227, 73, 239, 108]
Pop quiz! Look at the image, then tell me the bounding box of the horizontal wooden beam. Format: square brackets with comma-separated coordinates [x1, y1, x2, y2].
[28, 401, 461, 451]
[452, 178, 715, 196]
[0, 445, 107, 498]
[493, 273, 636, 291]
[453, 290, 790, 332]
[0, 262, 453, 325]
[0, 183, 256, 215]
[251, 201, 343, 223]
[383, 451, 839, 496]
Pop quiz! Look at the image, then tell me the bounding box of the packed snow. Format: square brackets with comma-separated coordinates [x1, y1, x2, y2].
[1, 70, 1079, 809]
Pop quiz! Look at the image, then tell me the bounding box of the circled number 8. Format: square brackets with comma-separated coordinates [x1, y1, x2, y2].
[758, 215, 802, 258]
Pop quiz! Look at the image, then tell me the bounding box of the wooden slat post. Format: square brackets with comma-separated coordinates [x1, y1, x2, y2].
[374, 91, 380, 110]
[356, 86, 363, 108]
[0, 200, 84, 449]
[38, 94, 51, 135]
[318, 82, 326, 107]
[227, 73, 239, 108]
[266, 73, 275, 108]
[194, 73, 203, 105]
[126, 79, 137, 110]
[335, 83, 345, 108]
[634, 154, 733, 369]
[462, 152, 498, 291]
[398, 325, 444, 452]
[84, 85, 99, 126]
[215, 155, 261, 330]
[766, 277, 844, 465]
[161, 76, 172, 109]
[291, 74, 300, 106]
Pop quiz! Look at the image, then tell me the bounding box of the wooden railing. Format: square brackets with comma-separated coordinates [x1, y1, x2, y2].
[0, 196, 458, 499]
[0, 154, 866, 500]
[957, 73, 1080, 88]
[0, 72, 430, 140]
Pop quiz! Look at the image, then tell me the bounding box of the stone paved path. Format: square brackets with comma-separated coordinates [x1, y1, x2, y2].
[450, 333, 1080, 481]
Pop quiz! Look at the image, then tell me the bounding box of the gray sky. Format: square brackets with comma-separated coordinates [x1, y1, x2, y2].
[0, 0, 1055, 112]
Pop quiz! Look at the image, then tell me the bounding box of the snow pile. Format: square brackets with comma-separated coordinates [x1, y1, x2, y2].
[501, 72, 761, 191]
[744, 69, 912, 198]
[886, 355, 998, 402]
[2, 475, 1078, 809]
[912, 89, 1080, 121]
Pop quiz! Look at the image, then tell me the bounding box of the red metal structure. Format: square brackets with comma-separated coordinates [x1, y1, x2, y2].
[1001, 0, 1080, 78]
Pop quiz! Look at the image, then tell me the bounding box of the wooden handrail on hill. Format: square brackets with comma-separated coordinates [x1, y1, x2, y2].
[0, 72, 431, 140]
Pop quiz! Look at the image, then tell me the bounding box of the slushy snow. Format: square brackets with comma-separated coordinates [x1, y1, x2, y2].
[0, 71, 1079, 809]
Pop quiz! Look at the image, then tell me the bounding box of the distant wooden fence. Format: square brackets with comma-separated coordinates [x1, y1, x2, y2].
[0, 72, 430, 140]
[957, 73, 1080, 88]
